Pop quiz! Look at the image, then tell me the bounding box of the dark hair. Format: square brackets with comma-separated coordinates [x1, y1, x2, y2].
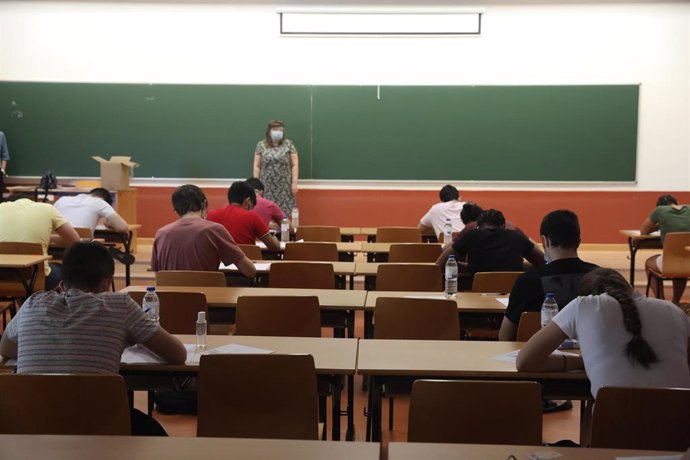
[5, 194, 28, 202]
[578, 268, 659, 369]
[264, 120, 285, 145]
[228, 181, 257, 207]
[62, 242, 114, 290]
[89, 187, 113, 206]
[656, 194, 678, 206]
[171, 184, 207, 216]
[540, 209, 581, 249]
[460, 202, 483, 224]
[439, 185, 459, 202]
[245, 177, 265, 192]
[477, 209, 505, 228]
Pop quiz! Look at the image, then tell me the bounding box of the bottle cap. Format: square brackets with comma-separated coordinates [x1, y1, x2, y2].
[545, 293, 555, 298]
[448, 255, 455, 260]
[197, 311, 206, 322]
[146, 286, 155, 292]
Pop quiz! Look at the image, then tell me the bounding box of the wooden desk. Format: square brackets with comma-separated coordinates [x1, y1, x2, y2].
[619, 230, 661, 285]
[0, 254, 52, 297]
[0, 435, 380, 459]
[357, 340, 590, 442]
[389, 442, 681, 460]
[360, 242, 442, 262]
[221, 261, 357, 289]
[355, 262, 438, 276]
[95, 224, 141, 286]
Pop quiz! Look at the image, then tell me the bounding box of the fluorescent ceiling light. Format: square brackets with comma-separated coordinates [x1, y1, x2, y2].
[280, 13, 481, 36]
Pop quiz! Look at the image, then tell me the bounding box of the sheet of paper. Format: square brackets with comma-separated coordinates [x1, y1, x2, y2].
[615, 456, 681, 460]
[402, 295, 447, 300]
[220, 262, 272, 271]
[121, 344, 197, 364]
[185, 343, 274, 365]
[495, 297, 510, 307]
[492, 349, 578, 364]
[527, 451, 563, 460]
[256, 241, 290, 249]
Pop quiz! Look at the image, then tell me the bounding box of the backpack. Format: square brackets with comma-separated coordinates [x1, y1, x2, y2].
[39, 170, 57, 202]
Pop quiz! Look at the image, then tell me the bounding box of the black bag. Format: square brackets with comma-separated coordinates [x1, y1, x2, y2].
[39, 170, 57, 202]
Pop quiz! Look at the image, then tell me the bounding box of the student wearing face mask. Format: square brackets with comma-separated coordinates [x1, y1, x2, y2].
[253, 120, 299, 216]
[208, 181, 281, 250]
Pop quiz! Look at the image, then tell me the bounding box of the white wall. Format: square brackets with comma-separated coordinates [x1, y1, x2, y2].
[1, 1, 688, 190]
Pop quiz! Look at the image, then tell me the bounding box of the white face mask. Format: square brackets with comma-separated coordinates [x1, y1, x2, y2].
[270, 130, 284, 142]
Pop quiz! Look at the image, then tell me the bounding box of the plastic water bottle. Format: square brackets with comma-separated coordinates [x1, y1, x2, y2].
[445, 255, 458, 298]
[280, 218, 290, 243]
[196, 311, 207, 352]
[291, 208, 299, 230]
[443, 218, 453, 245]
[541, 293, 558, 328]
[142, 286, 160, 324]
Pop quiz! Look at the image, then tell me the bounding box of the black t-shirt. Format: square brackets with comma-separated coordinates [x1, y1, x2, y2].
[452, 228, 534, 274]
[504, 257, 599, 324]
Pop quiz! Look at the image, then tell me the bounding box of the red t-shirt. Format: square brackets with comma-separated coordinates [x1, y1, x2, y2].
[208, 205, 270, 245]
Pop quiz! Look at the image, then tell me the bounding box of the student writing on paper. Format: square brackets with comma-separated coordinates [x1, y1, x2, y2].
[417, 184, 465, 238]
[245, 177, 285, 228]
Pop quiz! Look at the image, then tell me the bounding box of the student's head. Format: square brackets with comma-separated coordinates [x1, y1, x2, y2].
[460, 202, 483, 225]
[477, 209, 505, 229]
[439, 185, 459, 202]
[89, 187, 113, 206]
[578, 268, 659, 369]
[245, 177, 265, 197]
[171, 184, 208, 217]
[265, 120, 285, 145]
[228, 181, 257, 210]
[539, 210, 581, 251]
[656, 194, 678, 206]
[62, 242, 115, 293]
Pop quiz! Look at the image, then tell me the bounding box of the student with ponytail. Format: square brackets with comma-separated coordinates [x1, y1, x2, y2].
[517, 268, 690, 397]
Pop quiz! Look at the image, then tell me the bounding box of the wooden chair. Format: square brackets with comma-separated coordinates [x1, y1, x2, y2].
[590, 386, 690, 451]
[156, 270, 226, 287]
[388, 243, 442, 263]
[516, 311, 541, 341]
[295, 226, 341, 242]
[375, 227, 422, 243]
[268, 262, 335, 289]
[376, 264, 443, 292]
[284, 242, 338, 262]
[128, 291, 207, 335]
[238, 244, 262, 260]
[235, 296, 321, 337]
[74, 227, 94, 239]
[646, 232, 690, 301]
[0, 374, 130, 435]
[471, 271, 523, 294]
[0, 242, 45, 328]
[197, 354, 319, 440]
[408, 379, 542, 445]
[372, 297, 460, 432]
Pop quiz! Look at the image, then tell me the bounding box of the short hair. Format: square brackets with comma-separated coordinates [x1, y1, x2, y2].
[171, 184, 207, 216]
[89, 187, 113, 206]
[227, 181, 257, 206]
[245, 177, 265, 192]
[477, 209, 505, 228]
[439, 185, 459, 202]
[460, 202, 483, 225]
[62, 242, 114, 290]
[656, 194, 677, 206]
[540, 209, 581, 249]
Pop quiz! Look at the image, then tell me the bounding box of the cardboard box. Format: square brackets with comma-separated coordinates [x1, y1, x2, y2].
[92, 156, 139, 191]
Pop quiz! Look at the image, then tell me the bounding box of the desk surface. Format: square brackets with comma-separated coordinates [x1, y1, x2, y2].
[619, 229, 661, 239]
[121, 285, 367, 310]
[355, 262, 439, 276]
[0, 254, 52, 268]
[258, 241, 362, 252]
[389, 442, 681, 460]
[361, 242, 441, 253]
[364, 291, 507, 313]
[0, 435, 379, 460]
[221, 260, 356, 276]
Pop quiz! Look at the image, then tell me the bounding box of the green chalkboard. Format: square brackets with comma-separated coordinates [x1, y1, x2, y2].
[0, 83, 638, 181]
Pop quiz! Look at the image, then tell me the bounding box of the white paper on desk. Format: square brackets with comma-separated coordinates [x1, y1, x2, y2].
[493, 349, 579, 364]
[220, 262, 271, 271]
[121, 344, 197, 364]
[4, 359, 17, 366]
[496, 298, 510, 307]
[185, 343, 274, 365]
[527, 451, 563, 460]
[615, 456, 681, 460]
[402, 295, 447, 300]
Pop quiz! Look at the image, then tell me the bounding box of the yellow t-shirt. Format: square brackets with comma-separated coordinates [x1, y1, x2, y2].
[0, 198, 68, 275]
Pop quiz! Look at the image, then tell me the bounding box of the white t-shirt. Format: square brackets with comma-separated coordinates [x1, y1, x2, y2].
[419, 200, 465, 237]
[553, 292, 690, 398]
[54, 194, 117, 231]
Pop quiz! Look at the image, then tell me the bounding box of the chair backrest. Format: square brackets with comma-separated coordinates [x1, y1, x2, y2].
[268, 262, 335, 289]
[375, 227, 422, 243]
[0, 241, 45, 293]
[73, 227, 94, 239]
[590, 386, 690, 451]
[0, 374, 131, 435]
[375, 297, 459, 340]
[388, 243, 442, 263]
[471, 271, 523, 293]
[284, 242, 338, 262]
[235, 296, 321, 337]
[516, 311, 541, 341]
[408, 379, 542, 445]
[156, 270, 226, 287]
[197, 354, 319, 439]
[238, 244, 262, 260]
[295, 226, 341, 242]
[661, 232, 690, 277]
[128, 290, 207, 334]
[376, 264, 443, 292]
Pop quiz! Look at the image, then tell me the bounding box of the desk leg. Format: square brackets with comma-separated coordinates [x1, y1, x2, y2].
[364, 310, 373, 340]
[370, 376, 383, 442]
[346, 374, 354, 441]
[124, 230, 133, 286]
[627, 237, 637, 286]
[331, 376, 342, 441]
[347, 310, 355, 339]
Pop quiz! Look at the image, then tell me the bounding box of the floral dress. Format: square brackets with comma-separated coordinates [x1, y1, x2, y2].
[254, 139, 297, 215]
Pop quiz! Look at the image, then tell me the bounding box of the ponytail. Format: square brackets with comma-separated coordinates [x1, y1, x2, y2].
[578, 268, 659, 368]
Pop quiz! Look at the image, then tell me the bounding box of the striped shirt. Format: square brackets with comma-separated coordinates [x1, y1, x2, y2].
[5, 289, 158, 374]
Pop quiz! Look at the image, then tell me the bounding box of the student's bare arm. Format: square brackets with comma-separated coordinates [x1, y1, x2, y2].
[516, 322, 583, 371]
[417, 222, 433, 234]
[498, 316, 518, 341]
[436, 244, 455, 266]
[142, 329, 187, 364]
[640, 217, 658, 235]
[525, 245, 546, 269]
[260, 233, 281, 252]
[235, 255, 257, 278]
[0, 334, 17, 359]
[52, 223, 81, 246]
[104, 213, 129, 233]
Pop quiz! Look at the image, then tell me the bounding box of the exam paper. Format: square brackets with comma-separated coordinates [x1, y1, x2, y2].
[492, 349, 579, 364]
[185, 343, 274, 365]
[615, 456, 681, 460]
[121, 344, 198, 364]
[496, 297, 510, 307]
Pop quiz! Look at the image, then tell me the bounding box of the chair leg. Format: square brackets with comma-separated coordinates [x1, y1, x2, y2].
[388, 397, 394, 431]
[318, 395, 327, 440]
[645, 273, 652, 297]
[656, 277, 665, 300]
[148, 390, 155, 416]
